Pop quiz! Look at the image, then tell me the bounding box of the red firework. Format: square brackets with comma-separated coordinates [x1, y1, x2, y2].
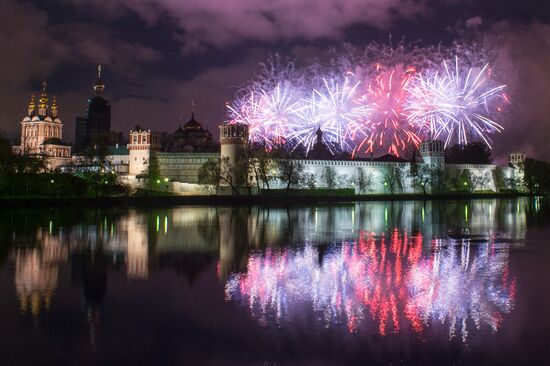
[354, 64, 421, 157]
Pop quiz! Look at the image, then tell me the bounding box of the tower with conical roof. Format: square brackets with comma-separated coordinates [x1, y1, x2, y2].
[75, 65, 112, 152]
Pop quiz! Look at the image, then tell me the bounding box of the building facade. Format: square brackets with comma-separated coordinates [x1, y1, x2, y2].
[13, 81, 72, 169]
[162, 113, 217, 153]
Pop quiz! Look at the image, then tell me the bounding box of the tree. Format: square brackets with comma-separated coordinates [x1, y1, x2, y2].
[322, 166, 338, 189]
[431, 167, 445, 194]
[414, 164, 434, 195]
[356, 168, 374, 194]
[254, 147, 277, 191]
[460, 170, 474, 192]
[470, 171, 492, 192]
[305, 173, 316, 189]
[234, 152, 254, 195]
[198, 157, 241, 195]
[444, 169, 469, 192]
[445, 142, 493, 164]
[277, 159, 305, 195]
[381, 165, 403, 194]
[409, 150, 419, 193]
[272, 143, 306, 195]
[523, 158, 550, 194]
[198, 158, 221, 194]
[145, 150, 161, 189]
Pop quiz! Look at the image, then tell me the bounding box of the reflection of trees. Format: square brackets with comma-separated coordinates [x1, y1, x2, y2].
[225, 230, 516, 342]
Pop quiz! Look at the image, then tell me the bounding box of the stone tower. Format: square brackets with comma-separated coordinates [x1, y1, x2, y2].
[419, 140, 445, 167]
[127, 129, 161, 176]
[219, 123, 249, 183]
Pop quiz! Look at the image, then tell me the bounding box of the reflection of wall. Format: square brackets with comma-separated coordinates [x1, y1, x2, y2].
[154, 207, 219, 253]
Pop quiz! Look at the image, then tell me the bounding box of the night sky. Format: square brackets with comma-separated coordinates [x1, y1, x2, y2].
[1, 0, 549, 160]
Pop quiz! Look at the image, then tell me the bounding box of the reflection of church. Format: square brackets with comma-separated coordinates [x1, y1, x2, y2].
[161, 112, 218, 153]
[14, 232, 68, 317]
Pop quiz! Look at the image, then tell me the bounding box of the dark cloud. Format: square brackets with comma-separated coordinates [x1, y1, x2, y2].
[63, 0, 427, 53]
[488, 21, 550, 160]
[0, 0, 161, 140]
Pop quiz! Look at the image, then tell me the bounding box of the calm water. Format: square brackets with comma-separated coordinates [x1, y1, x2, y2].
[1, 198, 550, 365]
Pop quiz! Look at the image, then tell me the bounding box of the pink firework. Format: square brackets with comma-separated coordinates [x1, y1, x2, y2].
[354, 64, 422, 157]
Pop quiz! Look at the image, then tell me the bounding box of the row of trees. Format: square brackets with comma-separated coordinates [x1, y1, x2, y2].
[197, 142, 534, 196]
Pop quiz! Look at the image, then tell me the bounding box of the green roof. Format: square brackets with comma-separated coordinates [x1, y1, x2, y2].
[107, 145, 129, 155]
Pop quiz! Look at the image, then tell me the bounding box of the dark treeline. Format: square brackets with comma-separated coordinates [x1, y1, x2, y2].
[523, 158, 550, 195]
[0, 134, 128, 198]
[445, 142, 493, 164]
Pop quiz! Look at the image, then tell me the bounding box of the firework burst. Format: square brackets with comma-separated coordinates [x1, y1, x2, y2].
[226, 44, 508, 157]
[354, 64, 422, 157]
[227, 82, 303, 149]
[406, 57, 508, 147]
[299, 77, 369, 153]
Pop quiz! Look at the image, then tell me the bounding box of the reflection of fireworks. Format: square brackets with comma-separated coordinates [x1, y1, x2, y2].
[408, 243, 516, 342]
[406, 57, 508, 147]
[224, 230, 516, 340]
[354, 65, 421, 157]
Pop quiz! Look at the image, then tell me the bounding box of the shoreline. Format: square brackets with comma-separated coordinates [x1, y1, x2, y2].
[0, 192, 535, 208]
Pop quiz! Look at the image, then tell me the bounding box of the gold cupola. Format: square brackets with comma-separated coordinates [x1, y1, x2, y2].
[51, 96, 59, 119]
[37, 81, 49, 117]
[27, 94, 36, 117]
